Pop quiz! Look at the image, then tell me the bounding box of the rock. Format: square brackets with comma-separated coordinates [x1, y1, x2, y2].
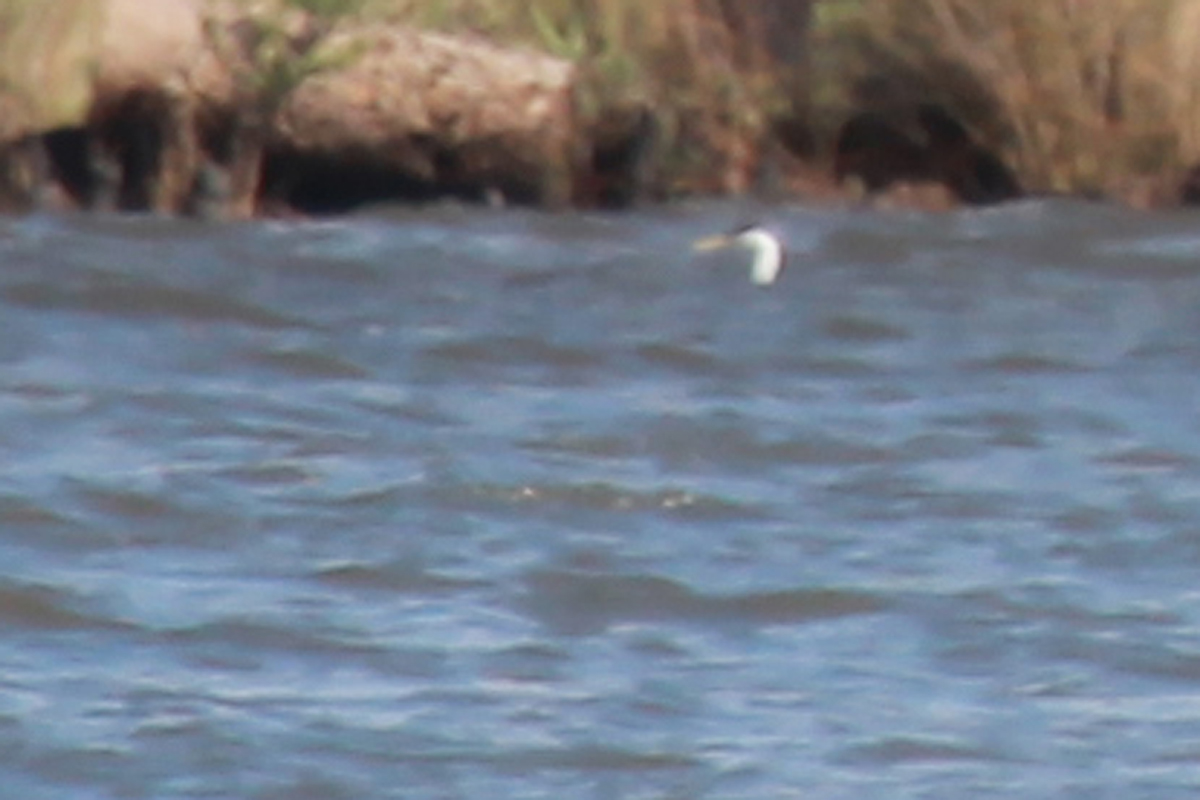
[269, 26, 577, 211]
[94, 0, 206, 97]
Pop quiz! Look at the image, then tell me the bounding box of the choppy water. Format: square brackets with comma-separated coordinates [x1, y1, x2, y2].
[5, 199, 1200, 798]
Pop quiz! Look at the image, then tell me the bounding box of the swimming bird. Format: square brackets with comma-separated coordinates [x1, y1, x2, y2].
[693, 224, 785, 286]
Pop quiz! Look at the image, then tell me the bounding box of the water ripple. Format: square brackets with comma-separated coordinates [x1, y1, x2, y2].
[5, 204, 1200, 798]
[523, 569, 888, 634]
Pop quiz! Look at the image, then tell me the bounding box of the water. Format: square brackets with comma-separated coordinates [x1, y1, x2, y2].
[3, 199, 1200, 798]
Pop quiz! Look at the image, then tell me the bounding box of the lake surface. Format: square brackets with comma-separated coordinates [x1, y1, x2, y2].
[4, 199, 1200, 798]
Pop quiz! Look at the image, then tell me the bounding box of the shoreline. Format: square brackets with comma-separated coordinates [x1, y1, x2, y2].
[1, 0, 1196, 219]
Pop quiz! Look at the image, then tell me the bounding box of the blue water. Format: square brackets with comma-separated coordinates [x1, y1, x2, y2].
[4, 200, 1200, 798]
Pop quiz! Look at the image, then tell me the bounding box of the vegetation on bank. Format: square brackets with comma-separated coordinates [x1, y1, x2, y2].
[364, 0, 1198, 203]
[2, 0, 1198, 206]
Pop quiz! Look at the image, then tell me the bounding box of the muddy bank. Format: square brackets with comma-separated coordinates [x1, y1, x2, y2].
[3, 0, 1187, 217]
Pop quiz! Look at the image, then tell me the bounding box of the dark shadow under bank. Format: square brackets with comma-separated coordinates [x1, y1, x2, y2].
[259, 148, 540, 215]
[0, 98, 1194, 219]
[0, 101, 670, 217]
[833, 104, 1023, 207]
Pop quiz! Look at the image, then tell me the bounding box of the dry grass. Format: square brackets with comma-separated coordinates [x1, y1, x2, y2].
[0, 0, 99, 138]
[816, 0, 1198, 199]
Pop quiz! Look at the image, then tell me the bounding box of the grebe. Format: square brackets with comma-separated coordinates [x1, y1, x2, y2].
[693, 225, 784, 286]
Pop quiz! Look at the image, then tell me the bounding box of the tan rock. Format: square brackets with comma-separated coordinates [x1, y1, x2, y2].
[94, 0, 206, 97]
[276, 27, 578, 206]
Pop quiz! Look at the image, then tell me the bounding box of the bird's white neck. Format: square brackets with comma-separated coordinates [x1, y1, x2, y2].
[737, 228, 784, 286]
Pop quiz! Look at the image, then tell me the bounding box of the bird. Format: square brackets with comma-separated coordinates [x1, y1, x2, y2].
[692, 224, 785, 286]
